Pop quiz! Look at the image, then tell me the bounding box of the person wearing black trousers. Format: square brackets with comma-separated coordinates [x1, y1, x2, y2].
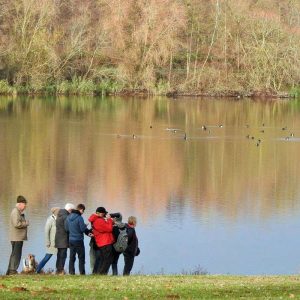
[65, 204, 92, 275]
[111, 213, 125, 275]
[88, 207, 114, 275]
[123, 216, 140, 276]
[55, 203, 75, 274]
[6, 196, 29, 275]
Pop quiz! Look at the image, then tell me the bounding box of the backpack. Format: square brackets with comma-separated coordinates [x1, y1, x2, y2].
[113, 227, 128, 252]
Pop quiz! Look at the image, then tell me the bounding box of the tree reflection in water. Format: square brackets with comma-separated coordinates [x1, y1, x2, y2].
[0, 96, 300, 274]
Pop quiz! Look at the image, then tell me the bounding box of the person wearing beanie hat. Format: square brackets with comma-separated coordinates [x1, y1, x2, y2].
[111, 213, 126, 275]
[6, 195, 29, 275]
[55, 203, 75, 274]
[36, 207, 60, 273]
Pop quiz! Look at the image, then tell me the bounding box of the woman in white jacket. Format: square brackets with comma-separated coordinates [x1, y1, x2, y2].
[36, 207, 60, 273]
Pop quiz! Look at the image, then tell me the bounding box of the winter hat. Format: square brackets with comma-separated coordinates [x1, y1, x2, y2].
[17, 195, 27, 204]
[114, 213, 123, 222]
[51, 207, 60, 216]
[65, 203, 75, 211]
[96, 207, 107, 214]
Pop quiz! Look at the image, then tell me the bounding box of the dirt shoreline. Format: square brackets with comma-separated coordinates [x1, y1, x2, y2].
[114, 89, 292, 100]
[0, 89, 294, 99]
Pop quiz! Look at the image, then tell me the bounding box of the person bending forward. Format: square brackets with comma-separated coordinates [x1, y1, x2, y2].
[88, 207, 114, 275]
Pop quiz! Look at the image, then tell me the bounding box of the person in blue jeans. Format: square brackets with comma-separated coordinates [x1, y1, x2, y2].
[65, 204, 91, 275]
[36, 207, 60, 273]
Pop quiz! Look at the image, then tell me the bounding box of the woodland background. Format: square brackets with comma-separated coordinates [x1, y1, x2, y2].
[0, 0, 300, 96]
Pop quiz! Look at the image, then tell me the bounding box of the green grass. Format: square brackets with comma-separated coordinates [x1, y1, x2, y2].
[0, 77, 124, 96]
[0, 80, 14, 95]
[0, 275, 300, 299]
[0, 77, 298, 98]
[290, 86, 300, 98]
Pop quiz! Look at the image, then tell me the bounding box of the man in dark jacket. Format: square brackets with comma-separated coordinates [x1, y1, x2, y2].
[111, 213, 126, 275]
[65, 204, 90, 275]
[123, 216, 140, 276]
[55, 203, 74, 274]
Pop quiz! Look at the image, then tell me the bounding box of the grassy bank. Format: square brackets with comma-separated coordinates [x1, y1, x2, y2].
[0, 79, 122, 97]
[0, 275, 300, 299]
[0, 79, 296, 99]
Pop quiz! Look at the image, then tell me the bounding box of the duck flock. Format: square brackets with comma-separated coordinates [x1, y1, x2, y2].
[115, 123, 298, 146]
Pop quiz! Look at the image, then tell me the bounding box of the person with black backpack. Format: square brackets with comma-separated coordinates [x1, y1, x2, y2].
[111, 213, 127, 275]
[123, 216, 140, 276]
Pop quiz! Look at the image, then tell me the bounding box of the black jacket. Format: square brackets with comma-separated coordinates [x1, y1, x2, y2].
[124, 224, 139, 256]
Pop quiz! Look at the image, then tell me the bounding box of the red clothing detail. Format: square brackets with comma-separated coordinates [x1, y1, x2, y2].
[88, 214, 114, 247]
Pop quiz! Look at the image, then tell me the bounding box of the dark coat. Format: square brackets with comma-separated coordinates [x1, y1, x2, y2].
[65, 210, 88, 242]
[124, 225, 139, 257]
[55, 209, 69, 248]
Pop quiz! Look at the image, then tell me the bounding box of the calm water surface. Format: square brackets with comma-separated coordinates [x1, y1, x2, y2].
[0, 96, 300, 275]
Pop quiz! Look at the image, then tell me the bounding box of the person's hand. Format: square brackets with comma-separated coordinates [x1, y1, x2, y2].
[46, 243, 50, 248]
[25, 220, 29, 226]
[106, 214, 111, 219]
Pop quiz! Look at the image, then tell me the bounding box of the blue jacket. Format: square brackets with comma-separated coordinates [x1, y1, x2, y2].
[65, 210, 88, 242]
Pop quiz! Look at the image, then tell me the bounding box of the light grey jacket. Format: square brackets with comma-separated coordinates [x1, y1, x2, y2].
[9, 207, 28, 241]
[45, 214, 57, 254]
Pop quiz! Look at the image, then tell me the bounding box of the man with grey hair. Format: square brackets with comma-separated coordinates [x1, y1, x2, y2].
[6, 195, 29, 275]
[55, 203, 75, 274]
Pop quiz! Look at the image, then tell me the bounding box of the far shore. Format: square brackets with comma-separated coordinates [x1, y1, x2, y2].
[0, 88, 295, 100]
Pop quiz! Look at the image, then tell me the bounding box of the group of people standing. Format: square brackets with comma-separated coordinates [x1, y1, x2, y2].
[6, 195, 140, 276]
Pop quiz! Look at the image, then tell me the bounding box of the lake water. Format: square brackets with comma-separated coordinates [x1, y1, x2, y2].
[1, 96, 300, 275]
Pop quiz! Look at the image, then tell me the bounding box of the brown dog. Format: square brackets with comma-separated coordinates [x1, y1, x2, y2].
[22, 254, 38, 273]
